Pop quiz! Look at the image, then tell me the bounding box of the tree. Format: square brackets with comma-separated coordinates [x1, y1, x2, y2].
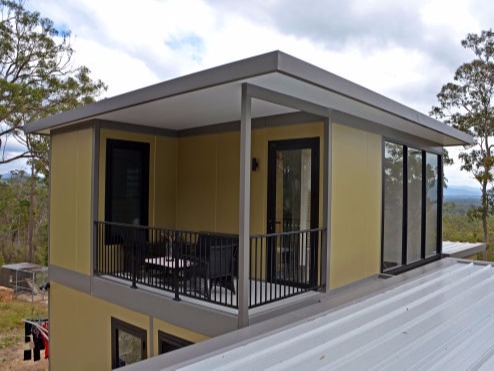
[0, 0, 106, 263]
[0, 171, 49, 265]
[431, 29, 494, 256]
[0, 0, 107, 176]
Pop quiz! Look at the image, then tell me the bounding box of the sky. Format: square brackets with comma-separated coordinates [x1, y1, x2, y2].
[2, 0, 493, 189]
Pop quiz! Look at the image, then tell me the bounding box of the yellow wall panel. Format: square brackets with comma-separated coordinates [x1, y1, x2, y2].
[50, 282, 208, 370]
[50, 282, 150, 370]
[176, 122, 324, 235]
[50, 127, 92, 274]
[330, 123, 382, 289]
[215, 131, 240, 233]
[154, 136, 178, 228]
[176, 135, 217, 231]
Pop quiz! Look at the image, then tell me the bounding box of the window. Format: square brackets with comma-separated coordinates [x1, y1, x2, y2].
[111, 318, 147, 369]
[425, 153, 439, 258]
[382, 141, 441, 273]
[158, 331, 193, 355]
[382, 142, 404, 270]
[407, 148, 423, 264]
[105, 139, 150, 226]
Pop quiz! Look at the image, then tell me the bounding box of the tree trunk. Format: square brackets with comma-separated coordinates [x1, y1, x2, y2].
[27, 163, 35, 263]
[482, 179, 489, 261]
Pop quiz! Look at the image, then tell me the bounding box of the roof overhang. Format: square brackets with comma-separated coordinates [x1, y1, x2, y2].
[27, 51, 473, 146]
[442, 241, 486, 258]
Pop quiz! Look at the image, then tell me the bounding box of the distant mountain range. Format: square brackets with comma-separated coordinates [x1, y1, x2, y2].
[444, 185, 481, 206]
[444, 185, 481, 198]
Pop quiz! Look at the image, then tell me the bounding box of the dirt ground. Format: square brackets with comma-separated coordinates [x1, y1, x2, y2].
[0, 342, 48, 371]
[0, 292, 48, 370]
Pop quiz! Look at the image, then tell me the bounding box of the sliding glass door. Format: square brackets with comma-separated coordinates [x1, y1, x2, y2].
[382, 141, 441, 273]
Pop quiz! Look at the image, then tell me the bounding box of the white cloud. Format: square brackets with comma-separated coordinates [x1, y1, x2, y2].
[444, 146, 479, 188]
[20, 0, 494, 189]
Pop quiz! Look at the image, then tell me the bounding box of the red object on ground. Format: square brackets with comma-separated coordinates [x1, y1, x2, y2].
[42, 322, 49, 359]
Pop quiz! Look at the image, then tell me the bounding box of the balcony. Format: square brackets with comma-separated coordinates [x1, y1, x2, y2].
[95, 221, 325, 309]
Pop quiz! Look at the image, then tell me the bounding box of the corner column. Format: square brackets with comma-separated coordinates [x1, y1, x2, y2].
[238, 83, 251, 327]
[321, 115, 332, 292]
[91, 121, 101, 291]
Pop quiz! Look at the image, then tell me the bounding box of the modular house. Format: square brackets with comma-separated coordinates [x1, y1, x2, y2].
[27, 51, 472, 370]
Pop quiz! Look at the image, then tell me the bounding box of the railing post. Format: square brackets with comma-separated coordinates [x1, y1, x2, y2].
[131, 240, 137, 289]
[173, 231, 180, 301]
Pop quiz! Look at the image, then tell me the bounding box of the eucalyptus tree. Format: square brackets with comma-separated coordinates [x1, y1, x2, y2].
[0, 0, 106, 262]
[432, 29, 494, 253]
[0, 0, 106, 176]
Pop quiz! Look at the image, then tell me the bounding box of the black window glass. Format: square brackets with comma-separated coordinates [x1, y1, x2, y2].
[111, 318, 147, 369]
[105, 139, 149, 226]
[158, 331, 193, 355]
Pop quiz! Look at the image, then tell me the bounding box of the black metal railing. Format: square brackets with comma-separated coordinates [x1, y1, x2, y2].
[249, 228, 325, 308]
[95, 221, 238, 307]
[95, 221, 325, 309]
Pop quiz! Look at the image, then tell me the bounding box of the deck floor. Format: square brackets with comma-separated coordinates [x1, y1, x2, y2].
[103, 273, 315, 314]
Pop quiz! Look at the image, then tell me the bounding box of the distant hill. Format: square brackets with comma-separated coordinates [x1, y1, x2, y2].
[444, 185, 480, 206]
[444, 185, 481, 198]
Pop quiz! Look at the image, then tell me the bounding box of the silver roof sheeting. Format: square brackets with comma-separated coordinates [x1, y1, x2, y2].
[27, 51, 472, 146]
[126, 260, 494, 370]
[443, 241, 486, 258]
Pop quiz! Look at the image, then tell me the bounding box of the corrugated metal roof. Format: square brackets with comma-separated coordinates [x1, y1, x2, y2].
[1, 262, 46, 272]
[175, 261, 494, 370]
[443, 241, 486, 258]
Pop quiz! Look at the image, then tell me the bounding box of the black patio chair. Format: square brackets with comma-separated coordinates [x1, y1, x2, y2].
[184, 233, 238, 299]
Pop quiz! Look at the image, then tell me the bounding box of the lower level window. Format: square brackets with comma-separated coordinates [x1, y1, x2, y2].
[158, 331, 192, 355]
[382, 141, 441, 273]
[111, 317, 147, 369]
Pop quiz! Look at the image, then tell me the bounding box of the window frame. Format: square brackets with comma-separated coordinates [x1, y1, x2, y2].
[105, 138, 150, 226]
[381, 139, 443, 274]
[157, 330, 193, 355]
[111, 317, 147, 369]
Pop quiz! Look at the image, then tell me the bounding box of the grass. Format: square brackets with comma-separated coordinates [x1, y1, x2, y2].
[0, 299, 47, 350]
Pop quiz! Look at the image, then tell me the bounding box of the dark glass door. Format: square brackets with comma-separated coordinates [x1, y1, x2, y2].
[105, 139, 150, 248]
[267, 137, 319, 286]
[105, 139, 150, 226]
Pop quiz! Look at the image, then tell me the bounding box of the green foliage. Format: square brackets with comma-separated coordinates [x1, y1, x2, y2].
[0, 0, 107, 176]
[443, 201, 494, 260]
[432, 29, 494, 243]
[0, 170, 47, 265]
[443, 202, 484, 242]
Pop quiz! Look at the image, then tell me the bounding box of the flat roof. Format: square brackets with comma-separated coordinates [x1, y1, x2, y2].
[27, 51, 472, 146]
[1, 262, 47, 272]
[122, 258, 494, 370]
[443, 241, 486, 258]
